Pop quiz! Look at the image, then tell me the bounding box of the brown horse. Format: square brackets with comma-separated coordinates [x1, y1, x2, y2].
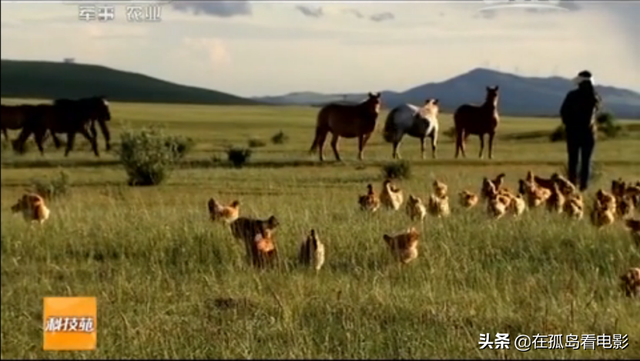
[309, 92, 382, 161]
[453, 86, 500, 159]
[1, 104, 34, 142]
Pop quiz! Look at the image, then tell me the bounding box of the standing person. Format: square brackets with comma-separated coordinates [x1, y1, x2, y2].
[559, 70, 601, 191]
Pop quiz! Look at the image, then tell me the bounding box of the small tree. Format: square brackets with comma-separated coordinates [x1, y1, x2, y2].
[119, 127, 181, 186]
[271, 131, 289, 145]
[381, 160, 412, 180]
[596, 112, 615, 126]
[248, 138, 267, 148]
[226, 147, 252, 168]
[596, 111, 623, 139]
[164, 135, 195, 160]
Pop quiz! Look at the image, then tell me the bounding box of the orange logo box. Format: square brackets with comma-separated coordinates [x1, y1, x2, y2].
[43, 297, 97, 351]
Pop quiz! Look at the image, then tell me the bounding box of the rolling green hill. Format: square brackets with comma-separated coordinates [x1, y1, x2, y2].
[0, 59, 259, 105]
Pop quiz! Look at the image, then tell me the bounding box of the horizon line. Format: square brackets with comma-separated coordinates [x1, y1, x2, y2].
[2, 58, 638, 98]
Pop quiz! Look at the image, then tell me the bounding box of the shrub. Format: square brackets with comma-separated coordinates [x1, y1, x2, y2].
[226, 147, 252, 168]
[119, 127, 180, 186]
[596, 112, 614, 125]
[248, 138, 267, 148]
[30, 170, 71, 200]
[211, 154, 223, 164]
[381, 160, 412, 180]
[164, 135, 195, 160]
[595, 112, 624, 139]
[549, 125, 566, 142]
[271, 131, 289, 145]
[600, 123, 623, 138]
[551, 115, 625, 143]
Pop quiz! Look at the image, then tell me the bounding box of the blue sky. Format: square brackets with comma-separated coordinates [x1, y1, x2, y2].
[1, 1, 639, 97]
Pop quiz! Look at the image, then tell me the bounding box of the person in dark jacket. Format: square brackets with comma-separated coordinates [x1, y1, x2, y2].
[559, 70, 601, 191]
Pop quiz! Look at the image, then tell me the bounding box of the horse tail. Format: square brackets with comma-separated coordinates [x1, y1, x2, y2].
[453, 105, 463, 128]
[309, 106, 330, 153]
[382, 107, 401, 143]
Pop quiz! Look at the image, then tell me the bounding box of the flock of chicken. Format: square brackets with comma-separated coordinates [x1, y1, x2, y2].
[359, 172, 640, 228]
[356, 172, 640, 297]
[206, 172, 640, 298]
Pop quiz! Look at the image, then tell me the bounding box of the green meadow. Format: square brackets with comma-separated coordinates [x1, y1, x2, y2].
[1, 99, 639, 359]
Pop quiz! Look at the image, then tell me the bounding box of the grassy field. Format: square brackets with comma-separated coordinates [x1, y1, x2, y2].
[1, 99, 639, 359]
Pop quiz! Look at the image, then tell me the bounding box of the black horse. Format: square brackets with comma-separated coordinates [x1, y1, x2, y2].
[50, 97, 113, 152]
[12, 96, 111, 157]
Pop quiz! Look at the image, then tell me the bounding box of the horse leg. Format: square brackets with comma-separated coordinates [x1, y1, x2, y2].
[455, 129, 464, 158]
[478, 134, 485, 159]
[316, 131, 328, 162]
[34, 129, 47, 156]
[462, 134, 469, 158]
[420, 137, 426, 160]
[89, 120, 108, 151]
[11, 131, 22, 152]
[79, 127, 100, 157]
[50, 132, 62, 149]
[430, 133, 437, 159]
[89, 120, 99, 146]
[488, 132, 495, 160]
[1, 128, 9, 143]
[98, 119, 111, 151]
[12, 128, 33, 154]
[64, 131, 77, 157]
[392, 141, 401, 159]
[358, 133, 372, 161]
[330, 134, 341, 162]
[391, 133, 403, 159]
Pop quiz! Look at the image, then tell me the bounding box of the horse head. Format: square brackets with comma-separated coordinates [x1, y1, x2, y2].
[424, 98, 440, 116]
[89, 96, 111, 121]
[484, 86, 499, 107]
[365, 92, 382, 114]
[96, 95, 109, 105]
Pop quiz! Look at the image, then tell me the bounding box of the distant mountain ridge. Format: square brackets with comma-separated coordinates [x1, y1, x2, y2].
[0, 60, 259, 106]
[2, 61, 637, 118]
[253, 68, 640, 119]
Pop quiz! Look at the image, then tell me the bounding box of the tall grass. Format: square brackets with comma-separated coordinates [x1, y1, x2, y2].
[1, 103, 639, 359]
[2, 176, 638, 359]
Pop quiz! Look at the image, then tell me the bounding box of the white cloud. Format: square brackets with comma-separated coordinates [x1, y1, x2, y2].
[1, 1, 638, 96]
[181, 37, 232, 66]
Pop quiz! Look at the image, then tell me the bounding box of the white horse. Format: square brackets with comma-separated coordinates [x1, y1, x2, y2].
[382, 98, 440, 159]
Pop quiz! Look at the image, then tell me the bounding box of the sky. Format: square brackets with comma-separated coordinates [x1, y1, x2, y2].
[1, 1, 639, 98]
